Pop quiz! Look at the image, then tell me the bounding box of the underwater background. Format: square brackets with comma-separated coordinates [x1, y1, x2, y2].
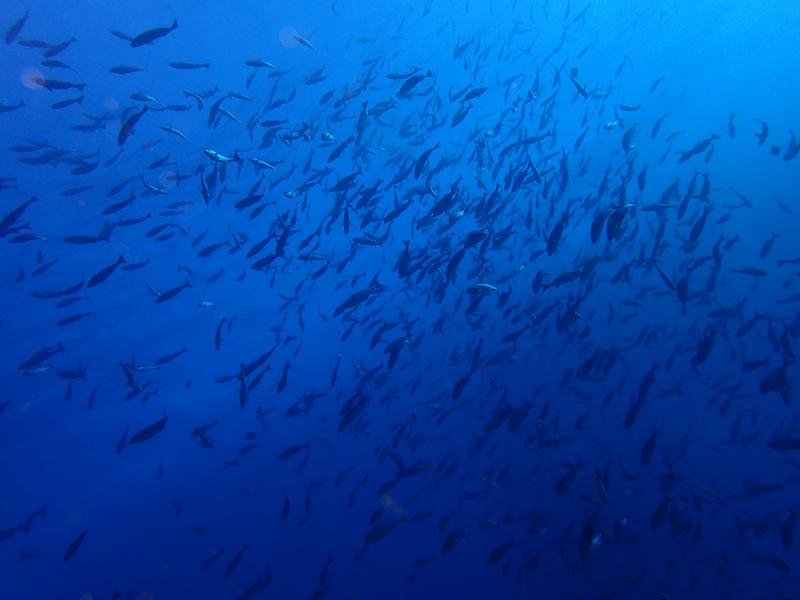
[1, 0, 800, 598]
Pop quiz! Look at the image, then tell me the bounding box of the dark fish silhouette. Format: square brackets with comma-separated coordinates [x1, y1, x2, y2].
[130, 19, 178, 47]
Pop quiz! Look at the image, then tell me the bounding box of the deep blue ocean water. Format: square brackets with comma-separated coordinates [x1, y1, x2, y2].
[1, 1, 800, 598]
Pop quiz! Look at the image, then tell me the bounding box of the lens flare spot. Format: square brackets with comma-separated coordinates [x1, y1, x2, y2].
[21, 68, 44, 90]
[159, 170, 178, 189]
[279, 26, 300, 48]
[104, 97, 120, 111]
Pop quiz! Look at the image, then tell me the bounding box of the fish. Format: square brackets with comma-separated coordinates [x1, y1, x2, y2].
[44, 37, 77, 58]
[130, 19, 178, 47]
[238, 566, 273, 600]
[109, 65, 144, 74]
[31, 77, 86, 91]
[200, 546, 225, 570]
[62, 531, 86, 561]
[169, 61, 210, 70]
[414, 142, 439, 179]
[567, 71, 588, 98]
[155, 281, 191, 303]
[5, 11, 28, 44]
[117, 106, 148, 146]
[224, 543, 249, 578]
[246, 59, 276, 69]
[0, 100, 24, 113]
[87, 255, 125, 287]
[57, 312, 91, 327]
[51, 96, 83, 110]
[767, 438, 800, 452]
[281, 489, 292, 519]
[277, 442, 310, 460]
[783, 131, 800, 161]
[292, 32, 319, 53]
[677, 134, 719, 163]
[365, 519, 397, 544]
[754, 118, 769, 145]
[155, 348, 186, 365]
[128, 411, 168, 444]
[18, 343, 65, 371]
[398, 70, 433, 97]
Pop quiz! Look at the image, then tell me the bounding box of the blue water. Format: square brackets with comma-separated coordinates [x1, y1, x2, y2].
[1, 1, 800, 598]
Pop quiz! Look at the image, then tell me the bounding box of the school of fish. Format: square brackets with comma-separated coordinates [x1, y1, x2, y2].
[1, 1, 799, 599]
